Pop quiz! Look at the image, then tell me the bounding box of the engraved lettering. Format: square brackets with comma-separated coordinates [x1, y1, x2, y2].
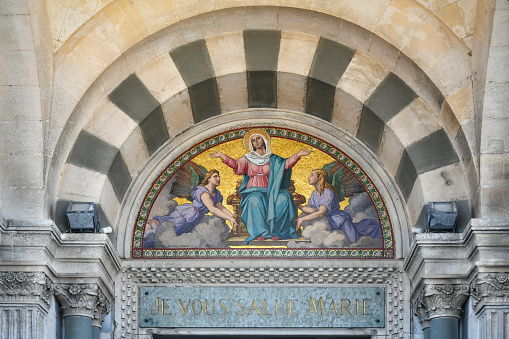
[248, 300, 260, 315]
[236, 299, 247, 316]
[205, 299, 215, 316]
[309, 297, 324, 315]
[289, 299, 299, 316]
[218, 299, 228, 316]
[149, 297, 159, 315]
[341, 299, 352, 315]
[275, 299, 286, 316]
[363, 299, 372, 315]
[192, 299, 202, 315]
[263, 299, 272, 316]
[327, 299, 338, 315]
[179, 299, 191, 315]
[162, 299, 172, 315]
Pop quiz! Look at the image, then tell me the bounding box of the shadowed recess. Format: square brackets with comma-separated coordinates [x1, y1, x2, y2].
[396, 149, 418, 201]
[67, 130, 118, 174]
[108, 151, 132, 201]
[170, 40, 215, 87]
[247, 71, 277, 108]
[188, 78, 222, 122]
[244, 30, 281, 71]
[108, 74, 160, 123]
[139, 106, 170, 155]
[305, 78, 335, 121]
[308, 38, 356, 86]
[365, 72, 418, 123]
[407, 129, 460, 174]
[357, 105, 385, 154]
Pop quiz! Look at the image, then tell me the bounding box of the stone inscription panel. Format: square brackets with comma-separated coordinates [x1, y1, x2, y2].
[140, 286, 385, 328]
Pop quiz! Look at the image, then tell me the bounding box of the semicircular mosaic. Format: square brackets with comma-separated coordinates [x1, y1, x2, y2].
[132, 127, 394, 259]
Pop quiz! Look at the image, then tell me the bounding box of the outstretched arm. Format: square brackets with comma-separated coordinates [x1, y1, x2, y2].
[295, 205, 328, 230]
[285, 149, 313, 169]
[209, 151, 227, 161]
[201, 192, 238, 227]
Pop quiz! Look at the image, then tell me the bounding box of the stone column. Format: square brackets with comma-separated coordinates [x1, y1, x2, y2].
[418, 284, 469, 339]
[0, 272, 53, 339]
[54, 283, 110, 339]
[471, 273, 509, 339]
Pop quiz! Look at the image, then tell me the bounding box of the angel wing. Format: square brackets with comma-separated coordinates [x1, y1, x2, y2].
[321, 161, 364, 202]
[170, 161, 208, 201]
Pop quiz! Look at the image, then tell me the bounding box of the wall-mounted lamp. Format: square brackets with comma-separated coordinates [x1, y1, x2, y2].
[426, 202, 458, 233]
[66, 202, 100, 233]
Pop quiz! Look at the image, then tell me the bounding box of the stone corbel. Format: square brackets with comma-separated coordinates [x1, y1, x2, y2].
[422, 284, 469, 319]
[471, 272, 509, 313]
[54, 283, 109, 319]
[0, 271, 53, 312]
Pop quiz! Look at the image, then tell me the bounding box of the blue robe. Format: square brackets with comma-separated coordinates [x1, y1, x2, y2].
[239, 154, 299, 244]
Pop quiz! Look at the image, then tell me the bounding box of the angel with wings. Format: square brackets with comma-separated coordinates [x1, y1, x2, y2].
[150, 162, 236, 236]
[296, 161, 382, 243]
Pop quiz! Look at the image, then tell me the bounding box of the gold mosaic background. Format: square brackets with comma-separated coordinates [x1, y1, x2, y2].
[173, 138, 350, 215]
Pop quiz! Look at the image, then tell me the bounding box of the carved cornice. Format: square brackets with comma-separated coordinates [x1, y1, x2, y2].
[421, 284, 469, 319]
[54, 283, 109, 319]
[0, 272, 53, 311]
[471, 273, 509, 312]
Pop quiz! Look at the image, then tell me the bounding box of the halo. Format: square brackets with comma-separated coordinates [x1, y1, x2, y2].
[242, 128, 271, 151]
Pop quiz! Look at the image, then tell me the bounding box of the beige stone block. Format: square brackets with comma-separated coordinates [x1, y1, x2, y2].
[438, 101, 461, 140]
[338, 20, 372, 54]
[212, 0, 245, 9]
[387, 98, 440, 147]
[0, 187, 45, 219]
[342, 0, 391, 32]
[0, 121, 43, 154]
[277, 31, 319, 76]
[100, 178, 121, 230]
[83, 100, 138, 148]
[120, 127, 149, 177]
[401, 15, 455, 71]
[173, 0, 213, 20]
[245, 0, 278, 6]
[279, 0, 350, 17]
[136, 53, 187, 103]
[406, 178, 423, 226]
[124, 39, 158, 73]
[132, 0, 180, 34]
[59, 0, 113, 16]
[97, 55, 130, 94]
[475, 0, 495, 45]
[151, 21, 186, 55]
[206, 31, 246, 77]
[456, 0, 478, 36]
[0, 14, 34, 51]
[73, 26, 122, 73]
[308, 10, 342, 40]
[337, 52, 390, 103]
[59, 8, 92, 43]
[0, 85, 41, 121]
[59, 164, 108, 201]
[0, 51, 39, 86]
[487, 46, 509, 83]
[419, 162, 469, 202]
[213, 6, 247, 34]
[160, 90, 194, 137]
[374, 0, 427, 50]
[277, 72, 306, 112]
[428, 0, 457, 10]
[216, 73, 248, 113]
[46, 0, 68, 42]
[425, 45, 471, 96]
[246, 6, 278, 30]
[445, 82, 474, 124]
[54, 51, 99, 99]
[277, 7, 311, 34]
[330, 89, 362, 137]
[480, 153, 509, 188]
[0, 0, 28, 15]
[0, 154, 44, 188]
[414, 0, 431, 10]
[94, 0, 150, 52]
[379, 126, 405, 177]
[433, 3, 468, 38]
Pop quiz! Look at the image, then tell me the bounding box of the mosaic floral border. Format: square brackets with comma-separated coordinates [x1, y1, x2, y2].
[132, 127, 394, 259]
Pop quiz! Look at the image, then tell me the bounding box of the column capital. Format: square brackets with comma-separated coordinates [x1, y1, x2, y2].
[413, 290, 430, 330]
[54, 283, 110, 319]
[0, 271, 53, 312]
[93, 288, 110, 328]
[471, 272, 509, 313]
[421, 284, 469, 319]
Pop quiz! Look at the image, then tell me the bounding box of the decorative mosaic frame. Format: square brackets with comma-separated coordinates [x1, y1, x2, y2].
[132, 127, 394, 259]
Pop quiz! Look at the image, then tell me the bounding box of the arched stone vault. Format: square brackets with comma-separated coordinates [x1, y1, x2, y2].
[48, 3, 477, 258]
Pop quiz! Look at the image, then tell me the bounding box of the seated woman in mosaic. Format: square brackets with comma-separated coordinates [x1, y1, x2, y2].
[150, 168, 236, 236]
[296, 168, 382, 243]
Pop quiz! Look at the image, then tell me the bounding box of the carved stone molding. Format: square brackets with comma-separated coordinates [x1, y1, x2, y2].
[471, 272, 509, 313]
[117, 265, 405, 339]
[0, 272, 53, 311]
[54, 283, 109, 319]
[413, 290, 430, 330]
[422, 284, 469, 319]
[93, 288, 111, 328]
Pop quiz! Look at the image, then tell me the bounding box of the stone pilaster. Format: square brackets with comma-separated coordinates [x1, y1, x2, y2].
[0, 272, 53, 339]
[422, 284, 469, 319]
[54, 283, 105, 319]
[471, 273, 509, 339]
